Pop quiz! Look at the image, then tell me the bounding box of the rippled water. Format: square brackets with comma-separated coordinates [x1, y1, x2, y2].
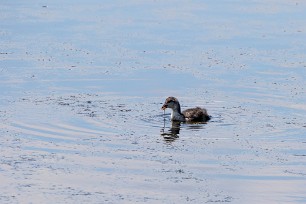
[1, 1, 306, 203]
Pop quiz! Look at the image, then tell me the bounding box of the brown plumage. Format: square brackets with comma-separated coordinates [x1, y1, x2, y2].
[183, 107, 210, 122]
[161, 96, 210, 122]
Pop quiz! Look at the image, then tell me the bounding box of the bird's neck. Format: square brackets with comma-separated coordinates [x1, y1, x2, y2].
[174, 103, 182, 114]
[171, 105, 185, 121]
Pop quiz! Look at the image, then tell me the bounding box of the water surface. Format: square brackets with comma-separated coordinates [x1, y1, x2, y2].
[1, 1, 306, 203]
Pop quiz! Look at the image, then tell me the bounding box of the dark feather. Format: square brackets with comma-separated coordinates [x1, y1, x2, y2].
[182, 107, 210, 122]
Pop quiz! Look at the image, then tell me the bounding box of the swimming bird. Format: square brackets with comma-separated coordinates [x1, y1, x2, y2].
[161, 96, 210, 122]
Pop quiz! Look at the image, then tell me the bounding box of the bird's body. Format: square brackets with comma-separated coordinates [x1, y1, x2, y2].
[161, 97, 210, 122]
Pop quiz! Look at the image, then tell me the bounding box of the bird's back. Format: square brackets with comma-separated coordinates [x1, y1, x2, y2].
[182, 107, 210, 122]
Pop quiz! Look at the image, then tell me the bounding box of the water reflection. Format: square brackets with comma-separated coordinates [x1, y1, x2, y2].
[160, 118, 210, 142]
[160, 121, 181, 142]
[185, 122, 207, 130]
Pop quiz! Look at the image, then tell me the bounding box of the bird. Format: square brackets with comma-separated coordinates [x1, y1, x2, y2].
[161, 96, 210, 122]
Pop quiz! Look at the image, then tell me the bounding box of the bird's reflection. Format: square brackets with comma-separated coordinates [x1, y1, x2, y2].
[160, 120, 181, 142]
[160, 115, 209, 142]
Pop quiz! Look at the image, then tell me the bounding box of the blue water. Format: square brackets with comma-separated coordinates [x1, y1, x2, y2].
[1, 1, 306, 203]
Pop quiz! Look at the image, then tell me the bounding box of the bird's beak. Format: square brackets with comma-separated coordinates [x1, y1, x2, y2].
[161, 104, 167, 110]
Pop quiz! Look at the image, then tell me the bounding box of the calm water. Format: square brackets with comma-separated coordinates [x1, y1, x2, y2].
[1, 1, 306, 203]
